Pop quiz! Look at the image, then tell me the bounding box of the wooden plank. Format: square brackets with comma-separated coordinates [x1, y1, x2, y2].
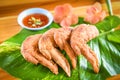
[0, 0, 57, 7]
[0, 0, 96, 7]
[106, 74, 120, 80]
[102, 1, 120, 17]
[0, 68, 17, 80]
[0, 0, 96, 17]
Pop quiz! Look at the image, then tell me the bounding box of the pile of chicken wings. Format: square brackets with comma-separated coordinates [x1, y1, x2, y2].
[21, 24, 99, 77]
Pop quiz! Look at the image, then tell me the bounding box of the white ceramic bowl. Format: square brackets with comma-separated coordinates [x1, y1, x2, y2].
[17, 8, 53, 30]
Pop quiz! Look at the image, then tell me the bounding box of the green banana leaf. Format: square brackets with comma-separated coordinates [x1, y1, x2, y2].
[0, 16, 120, 80]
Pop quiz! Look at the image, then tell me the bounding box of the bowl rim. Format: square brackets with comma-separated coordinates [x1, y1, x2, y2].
[17, 8, 53, 30]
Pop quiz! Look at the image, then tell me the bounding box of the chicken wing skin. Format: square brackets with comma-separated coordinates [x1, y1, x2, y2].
[70, 24, 99, 73]
[39, 29, 71, 77]
[54, 28, 77, 69]
[38, 29, 57, 60]
[21, 34, 58, 74]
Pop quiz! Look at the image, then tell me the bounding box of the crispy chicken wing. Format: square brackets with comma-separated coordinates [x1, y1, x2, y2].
[39, 29, 71, 77]
[54, 28, 77, 69]
[21, 34, 58, 74]
[70, 24, 99, 73]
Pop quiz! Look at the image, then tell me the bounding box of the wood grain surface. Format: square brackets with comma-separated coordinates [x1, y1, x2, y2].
[0, 0, 120, 80]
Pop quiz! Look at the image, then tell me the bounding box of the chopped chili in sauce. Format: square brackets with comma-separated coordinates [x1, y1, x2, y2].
[23, 13, 49, 28]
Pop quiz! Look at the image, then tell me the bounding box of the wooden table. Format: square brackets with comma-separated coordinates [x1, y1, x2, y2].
[0, 0, 120, 80]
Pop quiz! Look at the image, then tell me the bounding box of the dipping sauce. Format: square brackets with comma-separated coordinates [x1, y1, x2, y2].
[23, 13, 49, 28]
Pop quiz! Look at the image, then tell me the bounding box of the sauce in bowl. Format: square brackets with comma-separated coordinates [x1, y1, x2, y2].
[17, 8, 53, 30]
[23, 13, 49, 28]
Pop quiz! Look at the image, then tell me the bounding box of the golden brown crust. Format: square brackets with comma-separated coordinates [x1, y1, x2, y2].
[38, 28, 71, 76]
[54, 28, 77, 69]
[21, 34, 58, 74]
[70, 24, 99, 73]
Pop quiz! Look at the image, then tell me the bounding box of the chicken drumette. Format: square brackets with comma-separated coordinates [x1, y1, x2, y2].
[54, 28, 77, 69]
[38, 29, 71, 77]
[21, 34, 58, 74]
[70, 24, 99, 73]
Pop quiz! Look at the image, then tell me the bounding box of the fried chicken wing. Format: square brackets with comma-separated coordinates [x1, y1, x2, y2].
[54, 28, 77, 69]
[21, 34, 58, 74]
[39, 29, 71, 77]
[70, 24, 99, 73]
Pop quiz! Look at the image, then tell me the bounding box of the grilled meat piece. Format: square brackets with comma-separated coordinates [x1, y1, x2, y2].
[39, 29, 71, 77]
[21, 34, 58, 74]
[54, 28, 77, 69]
[70, 24, 99, 73]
